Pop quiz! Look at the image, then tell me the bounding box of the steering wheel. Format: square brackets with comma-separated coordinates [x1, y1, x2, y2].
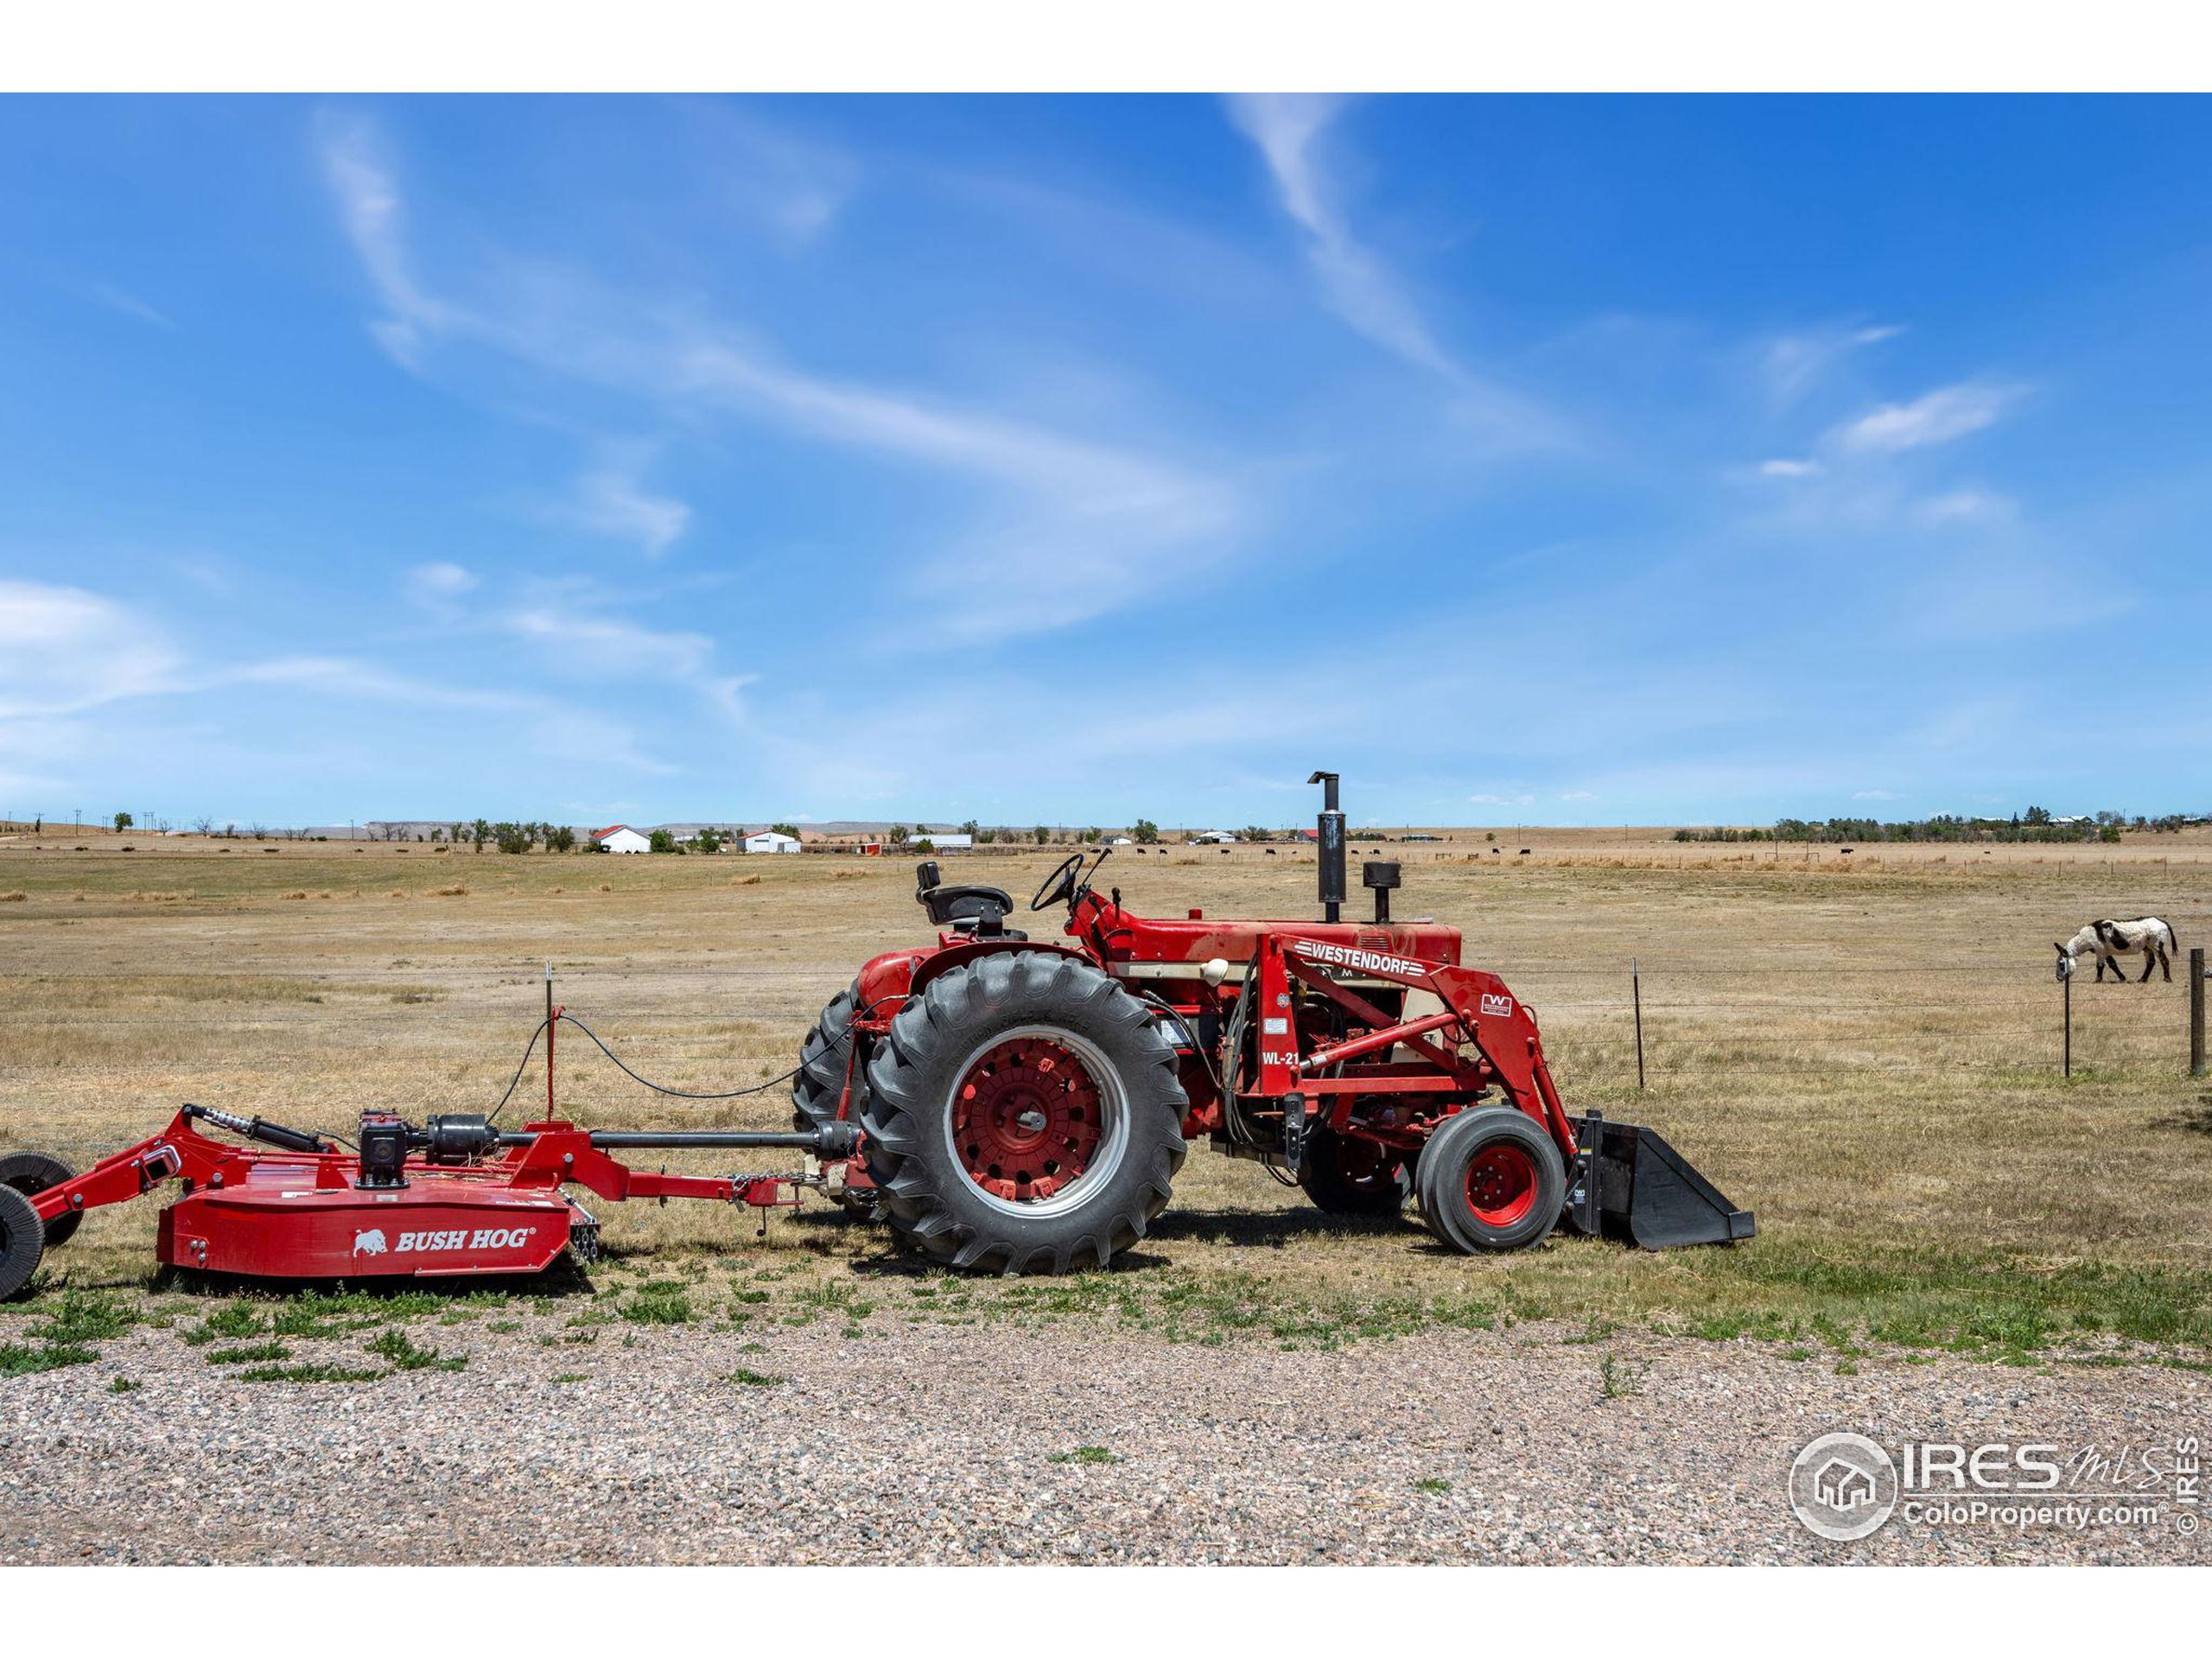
[1031, 852, 1088, 912]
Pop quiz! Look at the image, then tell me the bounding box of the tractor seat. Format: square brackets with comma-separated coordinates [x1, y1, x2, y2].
[924, 885, 1016, 926]
[914, 861, 1017, 929]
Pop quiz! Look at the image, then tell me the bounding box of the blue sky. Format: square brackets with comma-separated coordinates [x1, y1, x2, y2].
[2, 95, 2207, 829]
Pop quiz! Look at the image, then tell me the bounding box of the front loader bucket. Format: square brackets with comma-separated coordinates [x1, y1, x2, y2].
[1568, 1114, 1754, 1250]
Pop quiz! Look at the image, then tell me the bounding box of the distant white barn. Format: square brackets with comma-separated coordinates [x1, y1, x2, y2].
[1192, 830, 1240, 844]
[594, 825, 650, 855]
[743, 830, 802, 855]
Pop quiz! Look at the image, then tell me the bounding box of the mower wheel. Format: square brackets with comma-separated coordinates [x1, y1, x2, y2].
[791, 985, 877, 1215]
[1298, 1125, 1410, 1217]
[0, 1152, 79, 1248]
[862, 950, 1187, 1274]
[1416, 1108, 1564, 1254]
[0, 1184, 42, 1301]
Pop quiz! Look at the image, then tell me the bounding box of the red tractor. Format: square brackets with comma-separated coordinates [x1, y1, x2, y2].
[795, 772, 1751, 1274]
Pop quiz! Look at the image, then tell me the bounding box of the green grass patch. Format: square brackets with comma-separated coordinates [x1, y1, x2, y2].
[34, 1291, 138, 1345]
[183, 1302, 268, 1344]
[620, 1286, 695, 1325]
[1414, 1478, 1452, 1494]
[205, 1341, 293, 1364]
[1047, 1446, 1118, 1466]
[1600, 1355, 1650, 1399]
[728, 1366, 783, 1387]
[108, 1375, 142, 1393]
[365, 1330, 466, 1372]
[238, 1362, 383, 1384]
[0, 1339, 96, 1376]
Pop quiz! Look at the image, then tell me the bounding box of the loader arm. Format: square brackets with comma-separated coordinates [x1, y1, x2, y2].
[1267, 935, 1580, 1160]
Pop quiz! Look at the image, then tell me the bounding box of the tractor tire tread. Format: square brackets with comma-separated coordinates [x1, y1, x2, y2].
[0, 1184, 44, 1302]
[789, 985, 876, 1215]
[862, 950, 1185, 1275]
[1416, 1107, 1566, 1255]
[0, 1152, 79, 1249]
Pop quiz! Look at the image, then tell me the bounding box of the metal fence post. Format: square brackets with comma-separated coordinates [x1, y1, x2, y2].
[2063, 970, 2072, 1079]
[1632, 959, 1646, 1092]
[2191, 947, 2206, 1079]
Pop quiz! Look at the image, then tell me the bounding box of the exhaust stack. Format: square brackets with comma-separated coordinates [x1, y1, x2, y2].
[1309, 770, 1344, 923]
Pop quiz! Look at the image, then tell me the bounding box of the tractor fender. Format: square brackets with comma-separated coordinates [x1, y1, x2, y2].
[852, 949, 928, 1028]
[906, 938, 1091, 1000]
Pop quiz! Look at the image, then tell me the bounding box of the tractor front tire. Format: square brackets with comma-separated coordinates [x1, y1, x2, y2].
[791, 984, 877, 1215]
[862, 951, 1186, 1274]
[0, 1184, 43, 1302]
[0, 1153, 79, 1248]
[1298, 1125, 1411, 1217]
[1416, 1108, 1565, 1254]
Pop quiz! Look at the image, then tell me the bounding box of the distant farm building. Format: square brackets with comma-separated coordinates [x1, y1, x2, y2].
[1192, 830, 1239, 844]
[743, 830, 803, 855]
[593, 825, 650, 855]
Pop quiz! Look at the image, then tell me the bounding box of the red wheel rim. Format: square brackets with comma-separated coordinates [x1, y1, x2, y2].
[951, 1035, 1106, 1205]
[1463, 1143, 1538, 1228]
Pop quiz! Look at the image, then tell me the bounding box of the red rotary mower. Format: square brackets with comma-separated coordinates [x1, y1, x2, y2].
[792, 772, 1751, 1274]
[0, 1103, 861, 1301]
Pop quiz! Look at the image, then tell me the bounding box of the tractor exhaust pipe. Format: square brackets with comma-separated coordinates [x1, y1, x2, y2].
[1310, 770, 1344, 924]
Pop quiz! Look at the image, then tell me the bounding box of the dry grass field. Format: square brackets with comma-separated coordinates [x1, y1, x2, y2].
[5, 829, 2212, 1369]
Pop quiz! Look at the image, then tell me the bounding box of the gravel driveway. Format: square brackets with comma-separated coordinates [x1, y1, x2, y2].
[5, 1316, 2207, 1564]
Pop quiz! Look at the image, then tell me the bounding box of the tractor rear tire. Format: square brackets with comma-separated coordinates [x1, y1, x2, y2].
[1298, 1125, 1410, 1217]
[1416, 1108, 1564, 1254]
[791, 985, 876, 1215]
[0, 1153, 79, 1248]
[0, 1185, 43, 1302]
[862, 951, 1186, 1274]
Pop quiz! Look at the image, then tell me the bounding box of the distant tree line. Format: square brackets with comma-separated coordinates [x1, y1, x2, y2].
[1675, 809, 2200, 847]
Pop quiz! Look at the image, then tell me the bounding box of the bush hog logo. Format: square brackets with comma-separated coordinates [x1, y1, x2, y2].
[1291, 938, 1427, 979]
[353, 1226, 536, 1256]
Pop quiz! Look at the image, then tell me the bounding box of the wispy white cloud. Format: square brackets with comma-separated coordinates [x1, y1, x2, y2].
[1833, 380, 2026, 454]
[1230, 93, 1486, 387]
[404, 561, 479, 614]
[560, 444, 691, 556]
[230, 654, 537, 715]
[315, 111, 1243, 640]
[317, 111, 460, 367]
[1225, 96, 1568, 454]
[1758, 457, 1821, 479]
[686, 99, 860, 248]
[1760, 321, 1901, 405]
[0, 582, 181, 718]
[1227, 95, 1460, 383]
[1915, 487, 2016, 525]
[88, 281, 175, 330]
[502, 603, 753, 722]
[1853, 788, 1901, 801]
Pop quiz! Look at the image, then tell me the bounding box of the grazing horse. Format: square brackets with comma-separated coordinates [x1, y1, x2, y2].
[2055, 918, 2181, 983]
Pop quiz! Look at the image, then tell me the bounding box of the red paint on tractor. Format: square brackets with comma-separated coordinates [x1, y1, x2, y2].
[1463, 1144, 1540, 1229]
[950, 1034, 1105, 1204]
